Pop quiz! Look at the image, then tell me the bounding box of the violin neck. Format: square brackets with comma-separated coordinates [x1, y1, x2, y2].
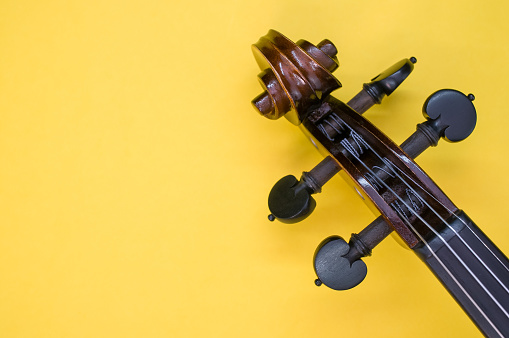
[414, 211, 509, 337]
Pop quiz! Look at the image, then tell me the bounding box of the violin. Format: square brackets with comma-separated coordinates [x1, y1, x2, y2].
[250, 30, 509, 337]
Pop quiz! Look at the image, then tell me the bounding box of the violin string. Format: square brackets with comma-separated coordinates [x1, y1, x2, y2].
[384, 160, 509, 282]
[336, 127, 509, 318]
[380, 154, 509, 274]
[350, 152, 509, 330]
[396, 211, 504, 338]
[378, 157, 509, 295]
[352, 152, 509, 320]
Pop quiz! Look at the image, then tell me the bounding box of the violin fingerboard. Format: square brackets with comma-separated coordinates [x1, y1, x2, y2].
[415, 211, 509, 337]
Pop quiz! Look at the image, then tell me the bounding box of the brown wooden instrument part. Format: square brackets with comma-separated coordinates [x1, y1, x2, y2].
[252, 30, 340, 124]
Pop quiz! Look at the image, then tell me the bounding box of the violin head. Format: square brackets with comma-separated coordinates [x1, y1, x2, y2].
[250, 30, 476, 293]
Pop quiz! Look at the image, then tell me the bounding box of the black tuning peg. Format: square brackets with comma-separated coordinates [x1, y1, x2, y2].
[268, 158, 340, 223]
[314, 236, 368, 290]
[423, 89, 476, 143]
[364, 57, 416, 102]
[314, 216, 392, 290]
[267, 175, 315, 223]
[348, 57, 416, 114]
[402, 89, 476, 158]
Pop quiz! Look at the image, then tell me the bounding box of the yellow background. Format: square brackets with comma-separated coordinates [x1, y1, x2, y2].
[0, 0, 507, 337]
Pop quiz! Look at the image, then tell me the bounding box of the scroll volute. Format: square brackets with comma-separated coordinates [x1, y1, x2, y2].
[251, 30, 341, 125]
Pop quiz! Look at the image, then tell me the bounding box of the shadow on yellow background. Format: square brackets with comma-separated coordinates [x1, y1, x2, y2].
[0, 1, 507, 337]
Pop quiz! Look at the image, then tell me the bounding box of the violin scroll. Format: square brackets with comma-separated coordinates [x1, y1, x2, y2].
[251, 30, 341, 124]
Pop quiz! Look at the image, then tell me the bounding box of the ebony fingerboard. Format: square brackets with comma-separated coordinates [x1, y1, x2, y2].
[415, 211, 509, 337]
